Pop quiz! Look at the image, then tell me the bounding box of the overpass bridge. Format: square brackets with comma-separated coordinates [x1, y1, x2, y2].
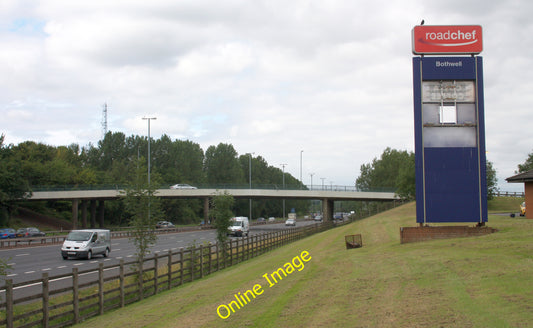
[28, 186, 399, 229]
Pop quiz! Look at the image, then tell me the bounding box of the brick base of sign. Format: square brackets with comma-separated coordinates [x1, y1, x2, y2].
[399, 225, 497, 244]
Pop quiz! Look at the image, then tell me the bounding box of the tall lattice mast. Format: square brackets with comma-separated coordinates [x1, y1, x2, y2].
[102, 102, 108, 138]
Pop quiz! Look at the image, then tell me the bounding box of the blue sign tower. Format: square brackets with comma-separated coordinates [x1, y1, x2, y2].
[412, 55, 487, 224]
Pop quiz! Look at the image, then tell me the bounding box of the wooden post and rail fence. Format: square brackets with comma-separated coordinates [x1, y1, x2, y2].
[0, 200, 402, 328]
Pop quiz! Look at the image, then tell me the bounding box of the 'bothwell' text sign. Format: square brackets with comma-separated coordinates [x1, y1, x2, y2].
[412, 25, 483, 55]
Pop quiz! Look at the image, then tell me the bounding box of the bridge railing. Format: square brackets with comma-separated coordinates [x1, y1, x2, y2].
[30, 184, 396, 193]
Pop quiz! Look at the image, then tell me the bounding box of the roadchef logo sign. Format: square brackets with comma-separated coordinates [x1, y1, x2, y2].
[412, 25, 483, 55]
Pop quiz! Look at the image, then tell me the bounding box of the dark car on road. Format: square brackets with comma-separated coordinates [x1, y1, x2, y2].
[16, 227, 46, 238]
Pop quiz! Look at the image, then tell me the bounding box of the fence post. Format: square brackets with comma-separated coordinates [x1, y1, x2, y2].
[167, 250, 172, 290]
[246, 235, 250, 260]
[229, 239, 233, 267]
[73, 268, 79, 324]
[179, 248, 184, 286]
[190, 248, 195, 282]
[120, 260, 125, 307]
[208, 243, 212, 275]
[42, 273, 49, 328]
[139, 259, 144, 301]
[216, 242, 220, 272]
[200, 244, 204, 278]
[262, 232, 265, 254]
[6, 279, 13, 328]
[154, 253, 159, 295]
[99, 262, 104, 315]
[250, 235, 254, 258]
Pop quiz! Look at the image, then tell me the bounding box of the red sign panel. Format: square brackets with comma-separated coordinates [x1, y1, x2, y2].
[412, 25, 483, 55]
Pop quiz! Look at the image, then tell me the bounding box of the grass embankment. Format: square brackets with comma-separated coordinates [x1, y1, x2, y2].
[76, 200, 533, 328]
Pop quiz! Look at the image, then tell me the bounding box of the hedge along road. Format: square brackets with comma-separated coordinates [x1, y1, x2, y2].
[0, 220, 318, 300]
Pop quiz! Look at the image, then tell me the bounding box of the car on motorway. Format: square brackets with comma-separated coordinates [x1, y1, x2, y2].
[314, 215, 323, 222]
[227, 217, 250, 237]
[0, 228, 16, 239]
[268, 217, 276, 222]
[285, 218, 296, 226]
[170, 184, 197, 189]
[16, 227, 46, 238]
[156, 221, 175, 229]
[61, 229, 111, 260]
[257, 217, 265, 222]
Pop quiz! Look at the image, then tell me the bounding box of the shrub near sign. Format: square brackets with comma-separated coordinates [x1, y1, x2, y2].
[412, 25, 483, 55]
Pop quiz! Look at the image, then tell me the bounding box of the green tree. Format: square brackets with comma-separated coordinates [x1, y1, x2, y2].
[122, 157, 163, 276]
[0, 257, 11, 282]
[395, 154, 416, 200]
[0, 135, 31, 226]
[486, 160, 498, 200]
[204, 143, 244, 185]
[356, 148, 415, 196]
[517, 151, 533, 173]
[209, 190, 234, 246]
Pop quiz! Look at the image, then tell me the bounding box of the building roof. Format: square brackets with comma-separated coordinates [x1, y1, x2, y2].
[506, 169, 533, 183]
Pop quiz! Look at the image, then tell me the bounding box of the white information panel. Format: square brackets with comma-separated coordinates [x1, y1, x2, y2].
[422, 81, 475, 103]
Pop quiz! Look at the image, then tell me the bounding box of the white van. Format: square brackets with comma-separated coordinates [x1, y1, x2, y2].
[61, 229, 111, 260]
[227, 217, 249, 237]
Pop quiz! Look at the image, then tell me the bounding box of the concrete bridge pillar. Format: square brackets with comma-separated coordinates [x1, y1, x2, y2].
[98, 200, 105, 228]
[322, 198, 334, 221]
[72, 199, 79, 229]
[204, 197, 210, 224]
[90, 200, 97, 228]
[81, 200, 88, 229]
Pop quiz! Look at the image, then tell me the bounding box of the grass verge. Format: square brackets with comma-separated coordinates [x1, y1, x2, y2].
[74, 201, 533, 328]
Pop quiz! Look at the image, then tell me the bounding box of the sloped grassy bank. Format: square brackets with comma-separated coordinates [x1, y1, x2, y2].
[76, 201, 533, 328]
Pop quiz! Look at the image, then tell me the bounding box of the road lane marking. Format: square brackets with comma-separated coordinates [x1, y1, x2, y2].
[57, 266, 67, 269]
[74, 263, 83, 266]
[42, 268, 51, 271]
[2, 266, 122, 293]
[16, 253, 30, 257]
[25, 271, 35, 274]
[7, 273, 17, 277]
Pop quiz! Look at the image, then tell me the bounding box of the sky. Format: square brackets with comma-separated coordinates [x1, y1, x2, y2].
[1, 0, 532, 191]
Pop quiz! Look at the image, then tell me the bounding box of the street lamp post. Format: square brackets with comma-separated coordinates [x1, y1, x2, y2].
[280, 163, 287, 219]
[309, 173, 314, 190]
[142, 117, 157, 186]
[248, 153, 254, 220]
[300, 150, 303, 188]
[142, 117, 156, 223]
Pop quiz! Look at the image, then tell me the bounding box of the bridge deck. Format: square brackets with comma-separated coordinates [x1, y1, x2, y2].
[30, 189, 398, 201]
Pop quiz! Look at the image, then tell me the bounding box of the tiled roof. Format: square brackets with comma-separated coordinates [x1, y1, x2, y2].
[506, 169, 533, 183]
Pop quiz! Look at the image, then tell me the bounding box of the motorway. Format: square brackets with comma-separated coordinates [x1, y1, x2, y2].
[0, 220, 319, 301]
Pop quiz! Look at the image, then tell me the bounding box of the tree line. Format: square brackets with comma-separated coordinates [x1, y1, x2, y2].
[355, 147, 501, 200]
[0, 132, 307, 227]
[1, 130, 524, 228]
